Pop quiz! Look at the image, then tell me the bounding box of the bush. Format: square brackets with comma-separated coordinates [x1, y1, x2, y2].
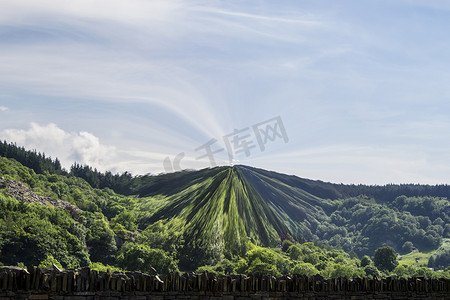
[360, 255, 372, 267]
[401, 241, 414, 254]
[364, 265, 381, 277]
[291, 262, 319, 276]
[39, 255, 63, 270]
[117, 243, 178, 274]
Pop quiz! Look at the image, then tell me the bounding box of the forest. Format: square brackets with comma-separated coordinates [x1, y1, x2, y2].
[0, 141, 449, 279]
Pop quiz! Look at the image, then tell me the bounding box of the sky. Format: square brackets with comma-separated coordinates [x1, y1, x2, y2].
[1, 0, 450, 185]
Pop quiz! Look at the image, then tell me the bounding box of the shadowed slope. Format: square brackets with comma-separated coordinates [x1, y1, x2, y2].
[144, 168, 287, 253]
[138, 166, 337, 261]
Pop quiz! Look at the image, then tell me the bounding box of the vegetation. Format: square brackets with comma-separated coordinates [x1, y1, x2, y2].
[374, 246, 398, 272]
[0, 195, 90, 268]
[0, 142, 449, 279]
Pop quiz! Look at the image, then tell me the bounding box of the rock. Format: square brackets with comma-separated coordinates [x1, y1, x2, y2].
[0, 176, 81, 215]
[149, 267, 158, 275]
[53, 264, 62, 273]
[0, 266, 30, 275]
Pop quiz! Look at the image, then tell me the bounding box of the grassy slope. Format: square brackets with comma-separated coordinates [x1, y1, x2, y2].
[139, 167, 286, 253]
[236, 165, 333, 240]
[135, 165, 341, 253]
[398, 238, 450, 268]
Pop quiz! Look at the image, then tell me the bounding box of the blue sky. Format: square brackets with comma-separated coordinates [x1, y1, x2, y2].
[1, 0, 450, 184]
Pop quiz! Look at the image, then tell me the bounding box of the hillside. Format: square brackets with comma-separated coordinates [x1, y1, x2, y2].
[0, 143, 449, 277]
[130, 164, 449, 257]
[135, 166, 331, 257]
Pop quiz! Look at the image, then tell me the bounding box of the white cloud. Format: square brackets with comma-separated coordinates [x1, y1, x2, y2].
[1, 123, 117, 172]
[0, 122, 217, 175]
[0, 106, 8, 112]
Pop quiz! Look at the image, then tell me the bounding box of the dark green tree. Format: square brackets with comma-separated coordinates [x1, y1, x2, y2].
[281, 239, 293, 252]
[117, 243, 178, 274]
[360, 255, 372, 267]
[364, 265, 381, 277]
[374, 246, 398, 272]
[85, 215, 117, 264]
[401, 241, 414, 254]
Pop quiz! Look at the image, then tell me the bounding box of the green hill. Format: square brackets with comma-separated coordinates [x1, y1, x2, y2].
[0, 142, 449, 276]
[131, 164, 450, 259]
[136, 165, 332, 256]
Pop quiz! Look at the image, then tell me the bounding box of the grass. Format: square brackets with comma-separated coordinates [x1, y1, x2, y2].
[398, 251, 430, 268]
[398, 238, 450, 268]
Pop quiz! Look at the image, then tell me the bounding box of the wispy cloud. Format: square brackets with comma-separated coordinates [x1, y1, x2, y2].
[0, 0, 184, 25]
[0, 106, 8, 112]
[0, 44, 228, 141]
[246, 144, 448, 185]
[0, 0, 327, 144]
[1, 1, 450, 183]
[201, 9, 321, 25]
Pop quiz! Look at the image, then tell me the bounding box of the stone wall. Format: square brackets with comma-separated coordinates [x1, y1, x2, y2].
[1, 267, 449, 299]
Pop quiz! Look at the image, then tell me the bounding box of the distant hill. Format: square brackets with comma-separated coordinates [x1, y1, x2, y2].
[132, 165, 449, 260]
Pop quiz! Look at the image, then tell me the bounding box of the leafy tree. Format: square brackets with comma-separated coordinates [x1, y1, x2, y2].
[414, 267, 434, 279]
[288, 245, 302, 260]
[246, 247, 280, 275]
[291, 262, 319, 276]
[137, 220, 184, 252]
[303, 252, 320, 265]
[364, 265, 381, 277]
[393, 265, 414, 278]
[330, 264, 355, 278]
[374, 246, 398, 272]
[0, 196, 90, 268]
[444, 224, 450, 238]
[112, 211, 137, 232]
[282, 239, 293, 252]
[85, 214, 117, 264]
[117, 243, 178, 274]
[90, 262, 123, 273]
[195, 258, 236, 275]
[39, 254, 63, 270]
[401, 241, 414, 254]
[247, 258, 281, 276]
[196, 265, 218, 274]
[360, 255, 372, 267]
